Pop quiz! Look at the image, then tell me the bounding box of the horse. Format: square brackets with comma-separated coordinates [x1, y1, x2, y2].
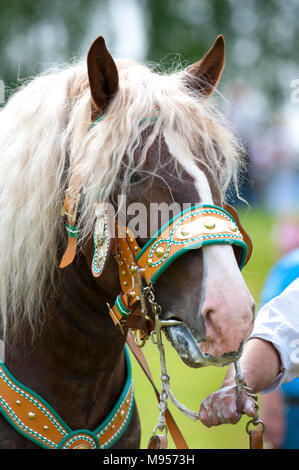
[0, 34, 255, 449]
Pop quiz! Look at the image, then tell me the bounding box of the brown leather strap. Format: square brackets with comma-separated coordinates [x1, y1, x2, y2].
[125, 312, 155, 334]
[223, 203, 253, 266]
[249, 429, 263, 449]
[59, 186, 81, 269]
[147, 434, 168, 450]
[0, 360, 134, 449]
[126, 331, 188, 449]
[59, 236, 77, 268]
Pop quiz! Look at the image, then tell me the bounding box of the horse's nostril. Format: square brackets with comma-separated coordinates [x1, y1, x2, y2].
[202, 309, 220, 339]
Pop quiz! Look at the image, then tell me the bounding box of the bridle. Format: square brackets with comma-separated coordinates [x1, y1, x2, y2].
[60, 191, 252, 345]
[60, 113, 253, 344]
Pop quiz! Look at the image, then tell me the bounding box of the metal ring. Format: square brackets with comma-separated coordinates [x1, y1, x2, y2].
[153, 424, 168, 436]
[150, 331, 158, 345]
[246, 419, 266, 435]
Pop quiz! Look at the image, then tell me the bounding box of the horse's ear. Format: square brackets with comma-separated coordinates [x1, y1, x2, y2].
[87, 36, 119, 112]
[185, 35, 225, 96]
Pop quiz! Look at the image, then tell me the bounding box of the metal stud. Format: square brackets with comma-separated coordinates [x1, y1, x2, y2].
[112, 424, 116, 430]
[121, 270, 126, 276]
[16, 400, 22, 406]
[147, 258, 153, 267]
[96, 238, 104, 248]
[119, 261, 124, 265]
[130, 291, 136, 299]
[229, 223, 237, 233]
[156, 247, 165, 258]
[120, 410, 125, 418]
[123, 281, 128, 287]
[134, 246, 138, 251]
[204, 220, 216, 230]
[130, 265, 137, 273]
[180, 228, 190, 236]
[28, 411, 36, 420]
[43, 425, 49, 431]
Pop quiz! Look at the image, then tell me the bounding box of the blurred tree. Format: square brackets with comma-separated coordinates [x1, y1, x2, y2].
[0, 0, 298, 112]
[144, 0, 299, 109]
[0, 0, 109, 96]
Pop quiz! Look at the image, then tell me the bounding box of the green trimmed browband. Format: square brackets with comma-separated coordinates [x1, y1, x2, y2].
[88, 114, 158, 131]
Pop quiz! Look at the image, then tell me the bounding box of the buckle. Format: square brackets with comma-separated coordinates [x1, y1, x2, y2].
[106, 303, 125, 335]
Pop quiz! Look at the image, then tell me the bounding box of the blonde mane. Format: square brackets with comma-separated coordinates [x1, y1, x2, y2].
[0, 58, 243, 340]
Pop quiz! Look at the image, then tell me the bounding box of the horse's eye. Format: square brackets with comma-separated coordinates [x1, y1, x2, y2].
[129, 172, 143, 184]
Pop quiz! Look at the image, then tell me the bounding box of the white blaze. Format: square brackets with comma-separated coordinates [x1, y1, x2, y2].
[164, 130, 252, 352]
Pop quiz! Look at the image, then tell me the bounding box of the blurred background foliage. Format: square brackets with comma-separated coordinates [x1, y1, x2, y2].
[1, 0, 299, 111]
[0, 0, 299, 449]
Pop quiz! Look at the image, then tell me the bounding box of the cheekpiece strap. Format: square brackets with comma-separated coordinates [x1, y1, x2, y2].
[59, 187, 82, 268]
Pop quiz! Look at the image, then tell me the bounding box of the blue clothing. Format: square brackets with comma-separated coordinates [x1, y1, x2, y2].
[260, 248, 299, 307]
[260, 248, 299, 448]
[283, 404, 299, 449]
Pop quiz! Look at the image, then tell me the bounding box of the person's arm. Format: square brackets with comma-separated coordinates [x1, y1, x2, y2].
[199, 338, 281, 426]
[224, 337, 281, 392]
[199, 278, 299, 427]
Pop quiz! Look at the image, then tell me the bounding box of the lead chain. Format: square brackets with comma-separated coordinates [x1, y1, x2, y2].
[146, 284, 199, 445]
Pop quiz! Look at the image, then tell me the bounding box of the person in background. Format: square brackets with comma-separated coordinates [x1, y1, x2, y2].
[259, 220, 299, 449]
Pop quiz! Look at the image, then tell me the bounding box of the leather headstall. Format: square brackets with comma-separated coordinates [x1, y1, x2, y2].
[60, 188, 253, 344]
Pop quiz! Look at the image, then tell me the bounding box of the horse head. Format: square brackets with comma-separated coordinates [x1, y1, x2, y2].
[67, 35, 255, 368]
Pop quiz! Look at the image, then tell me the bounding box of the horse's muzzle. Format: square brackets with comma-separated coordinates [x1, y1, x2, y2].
[164, 321, 243, 368]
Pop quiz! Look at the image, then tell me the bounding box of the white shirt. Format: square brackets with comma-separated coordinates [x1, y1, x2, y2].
[249, 277, 299, 392]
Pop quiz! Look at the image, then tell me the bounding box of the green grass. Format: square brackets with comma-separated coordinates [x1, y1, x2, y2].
[129, 208, 278, 449]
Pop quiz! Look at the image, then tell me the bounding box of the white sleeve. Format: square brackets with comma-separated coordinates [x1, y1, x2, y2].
[249, 277, 299, 393]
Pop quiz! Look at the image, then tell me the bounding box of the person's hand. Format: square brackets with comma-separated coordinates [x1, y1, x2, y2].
[198, 338, 282, 428]
[199, 384, 257, 427]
